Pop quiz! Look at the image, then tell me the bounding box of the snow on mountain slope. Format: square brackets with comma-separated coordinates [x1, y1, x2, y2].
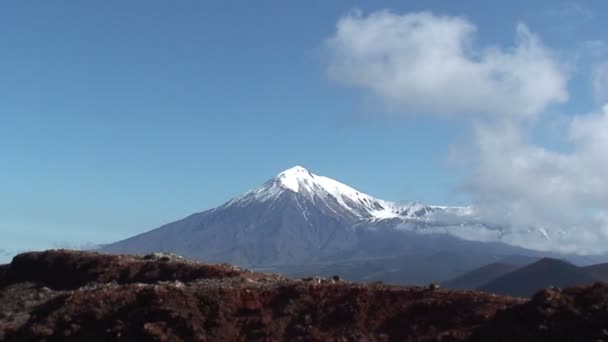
[224, 166, 555, 244]
[227, 165, 436, 221]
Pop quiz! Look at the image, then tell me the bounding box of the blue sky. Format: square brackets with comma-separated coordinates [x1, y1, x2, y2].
[1, 1, 607, 257]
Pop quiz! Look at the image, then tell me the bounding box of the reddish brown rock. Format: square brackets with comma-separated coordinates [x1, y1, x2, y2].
[1, 250, 606, 341]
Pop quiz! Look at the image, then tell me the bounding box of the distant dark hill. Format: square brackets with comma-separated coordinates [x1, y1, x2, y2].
[443, 262, 520, 290]
[478, 258, 595, 297]
[498, 255, 540, 266]
[583, 262, 608, 281]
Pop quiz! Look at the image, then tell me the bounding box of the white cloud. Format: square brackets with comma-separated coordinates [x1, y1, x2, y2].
[464, 106, 608, 253]
[326, 10, 608, 254]
[326, 10, 568, 119]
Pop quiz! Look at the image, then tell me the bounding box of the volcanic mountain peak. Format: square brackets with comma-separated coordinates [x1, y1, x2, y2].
[274, 165, 316, 193]
[229, 165, 411, 219]
[273, 165, 374, 202]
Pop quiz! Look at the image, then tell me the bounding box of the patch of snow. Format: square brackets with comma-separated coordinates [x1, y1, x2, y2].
[275, 165, 313, 193]
[229, 166, 436, 221]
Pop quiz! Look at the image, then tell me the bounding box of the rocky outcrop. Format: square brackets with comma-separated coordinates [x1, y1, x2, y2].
[470, 283, 608, 341]
[1, 250, 606, 341]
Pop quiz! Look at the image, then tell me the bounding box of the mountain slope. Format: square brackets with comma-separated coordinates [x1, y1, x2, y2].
[443, 262, 520, 290]
[101, 191, 359, 266]
[478, 258, 595, 297]
[583, 262, 608, 281]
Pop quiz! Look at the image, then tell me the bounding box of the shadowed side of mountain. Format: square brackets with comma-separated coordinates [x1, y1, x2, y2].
[583, 262, 608, 281]
[443, 262, 520, 290]
[255, 230, 547, 285]
[99, 189, 364, 267]
[478, 258, 595, 297]
[498, 255, 540, 266]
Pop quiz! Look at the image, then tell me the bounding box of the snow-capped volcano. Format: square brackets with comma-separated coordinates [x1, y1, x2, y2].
[101, 165, 562, 274]
[229, 165, 435, 221]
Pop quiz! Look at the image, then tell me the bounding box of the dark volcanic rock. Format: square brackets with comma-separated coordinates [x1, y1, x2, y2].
[1, 250, 240, 290]
[470, 283, 608, 341]
[1, 250, 607, 342]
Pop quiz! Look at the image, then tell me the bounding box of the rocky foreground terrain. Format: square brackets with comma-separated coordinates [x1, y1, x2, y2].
[1, 250, 608, 341]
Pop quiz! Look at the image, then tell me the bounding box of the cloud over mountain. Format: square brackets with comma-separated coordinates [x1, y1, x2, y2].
[326, 10, 608, 254]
